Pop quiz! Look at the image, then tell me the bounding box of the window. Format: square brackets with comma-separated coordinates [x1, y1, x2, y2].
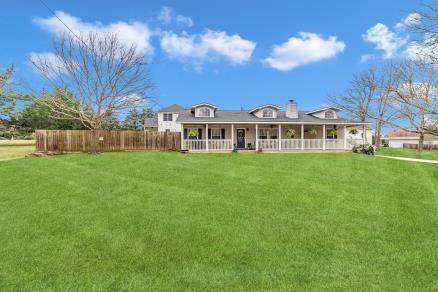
[325, 110, 335, 119]
[211, 128, 222, 139]
[199, 108, 211, 117]
[262, 109, 273, 118]
[326, 128, 337, 139]
[163, 113, 173, 121]
[185, 128, 199, 139]
[259, 129, 268, 139]
[258, 128, 278, 139]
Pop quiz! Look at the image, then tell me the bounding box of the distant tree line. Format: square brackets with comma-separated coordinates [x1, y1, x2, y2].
[330, 4, 437, 154]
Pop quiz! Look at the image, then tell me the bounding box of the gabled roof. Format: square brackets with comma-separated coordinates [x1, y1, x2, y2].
[190, 102, 218, 110]
[159, 104, 184, 112]
[306, 107, 342, 115]
[249, 104, 281, 114]
[144, 117, 158, 127]
[176, 109, 367, 124]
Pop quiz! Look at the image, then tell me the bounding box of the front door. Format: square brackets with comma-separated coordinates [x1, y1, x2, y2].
[237, 129, 246, 149]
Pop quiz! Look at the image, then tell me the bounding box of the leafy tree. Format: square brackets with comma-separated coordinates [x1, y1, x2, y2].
[123, 106, 155, 130]
[0, 65, 16, 120]
[16, 88, 86, 132]
[123, 107, 141, 130]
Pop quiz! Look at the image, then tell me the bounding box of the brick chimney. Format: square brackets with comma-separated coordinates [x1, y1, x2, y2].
[285, 100, 298, 118]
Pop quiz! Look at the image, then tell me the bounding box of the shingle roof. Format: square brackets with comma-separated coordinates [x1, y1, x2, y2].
[176, 109, 366, 124]
[159, 104, 185, 112]
[144, 117, 158, 127]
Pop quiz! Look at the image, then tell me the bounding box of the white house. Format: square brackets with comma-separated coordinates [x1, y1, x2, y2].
[386, 130, 438, 148]
[144, 100, 371, 151]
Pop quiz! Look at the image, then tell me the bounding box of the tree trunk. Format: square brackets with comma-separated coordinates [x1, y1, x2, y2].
[375, 121, 382, 149]
[417, 132, 424, 155]
[91, 130, 97, 154]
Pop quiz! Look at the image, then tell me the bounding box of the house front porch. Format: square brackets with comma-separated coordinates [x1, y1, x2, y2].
[181, 123, 367, 152]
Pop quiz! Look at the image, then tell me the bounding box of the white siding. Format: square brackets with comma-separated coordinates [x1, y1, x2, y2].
[346, 126, 373, 144]
[252, 107, 278, 118]
[311, 110, 338, 119]
[388, 138, 438, 148]
[157, 112, 182, 132]
[194, 106, 215, 118]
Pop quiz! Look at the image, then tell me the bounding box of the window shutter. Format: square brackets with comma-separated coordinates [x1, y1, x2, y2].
[198, 128, 202, 139]
[221, 128, 225, 140]
[183, 128, 188, 139]
[208, 129, 211, 139]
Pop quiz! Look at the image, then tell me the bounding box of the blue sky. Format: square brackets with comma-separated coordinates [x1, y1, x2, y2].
[0, 0, 423, 112]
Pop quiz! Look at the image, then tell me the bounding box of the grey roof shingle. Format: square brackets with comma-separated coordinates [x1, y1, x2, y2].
[144, 117, 158, 127]
[159, 104, 185, 112]
[176, 109, 365, 124]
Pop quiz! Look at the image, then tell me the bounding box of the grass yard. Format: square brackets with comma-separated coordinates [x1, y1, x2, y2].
[377, 147, 438, 161]
[0, 140, 35, 161]
[0, 152, 437, 290]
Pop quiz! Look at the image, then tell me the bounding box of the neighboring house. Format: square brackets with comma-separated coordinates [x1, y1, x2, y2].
[145, 100, 371, 151]
[386, 130, 438, 148]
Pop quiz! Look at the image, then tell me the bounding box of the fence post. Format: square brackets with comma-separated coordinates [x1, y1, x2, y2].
[44, 130, 48, 154]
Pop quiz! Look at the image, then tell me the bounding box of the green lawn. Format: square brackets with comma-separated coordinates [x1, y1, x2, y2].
[377, 147, 438, 161]
[1, 152, 437, 290]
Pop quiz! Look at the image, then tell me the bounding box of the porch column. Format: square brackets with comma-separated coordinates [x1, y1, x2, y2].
[322, 124, 326, 150]
[301, 124, 304, 150]
[180, 123, 184, 150]
[343, 125, 347, 150]
[231, 124, 234, 150]
[255, 124, 259, 150]
[278, 124, 282, 151]
[206, 123, 209, 151]
[363, 125, 366, 144]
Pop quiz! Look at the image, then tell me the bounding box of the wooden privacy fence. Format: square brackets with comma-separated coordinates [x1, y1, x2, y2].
[35, 130, 181, 153]
[403, 143, 438, 150]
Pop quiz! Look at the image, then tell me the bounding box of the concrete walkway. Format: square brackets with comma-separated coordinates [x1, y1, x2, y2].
[376, 155, 438, 164]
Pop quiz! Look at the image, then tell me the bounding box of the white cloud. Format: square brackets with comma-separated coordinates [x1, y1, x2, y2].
[175, 15, 194, 28]
[360, 54, 376, 63]
[157, 6, 172, 24]
[262, 32, 346, 71]
[160, 30, 256, 69]
[362, 23, 407, 59]
[157, 6, 193, 28]
[33, 11, 154, 57]
[395, 13, 421, 30]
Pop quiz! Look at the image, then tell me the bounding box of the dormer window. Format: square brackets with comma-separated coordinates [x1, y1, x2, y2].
[325, 110, 335, 119]
[262, 109, 273, 118]
[199, 108, 211, 117]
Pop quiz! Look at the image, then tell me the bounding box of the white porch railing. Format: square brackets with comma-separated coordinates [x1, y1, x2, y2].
[303, 139, 323, 149]
[281, 139, 301, 150]
[183, 139, 233, 151]
[184, 139, 206, 151]
[258, 139, 278, 150]
[208, 139, 233, 151]
[326, 139, 344, 149]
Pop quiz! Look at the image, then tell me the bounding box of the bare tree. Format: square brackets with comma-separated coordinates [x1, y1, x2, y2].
[31, 32, 153, 130]
[388, 60, 437, 154]
[369, 62, 400, 148]
[330, 65, 399, 146]
[409, 3, 438, 64]
[330, 67, 376, 124]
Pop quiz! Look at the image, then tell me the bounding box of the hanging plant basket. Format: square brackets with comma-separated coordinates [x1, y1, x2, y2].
[328, 128, 337, 136]
[286, 128, 295, 138]
[188, 129, 198, 138]
[349, 128, 358, 135]
[307, 128, 317, 136]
